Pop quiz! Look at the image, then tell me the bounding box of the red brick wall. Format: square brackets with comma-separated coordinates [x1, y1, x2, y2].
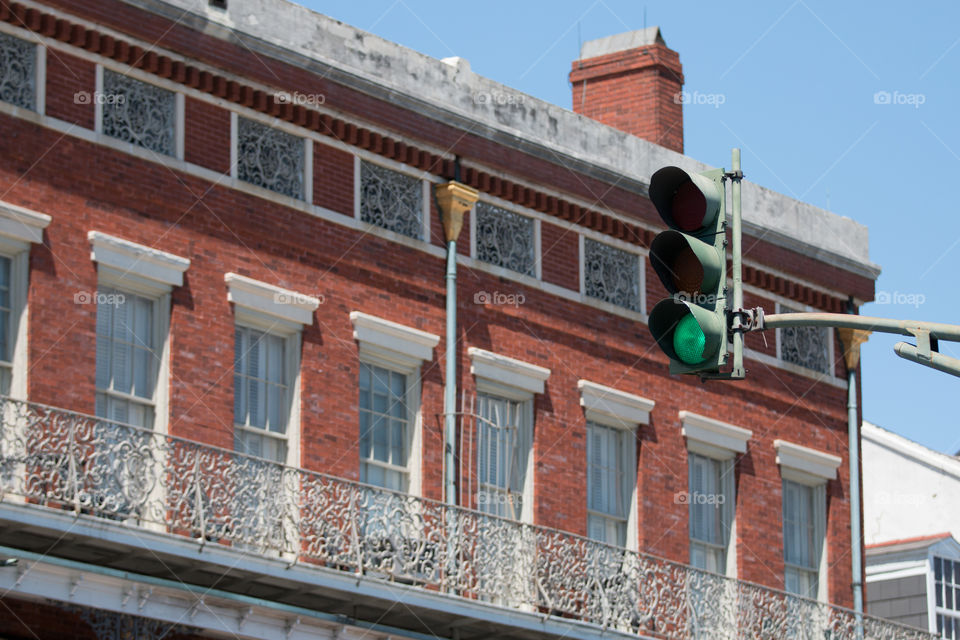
[540, 221, 579, 290]
[44, 50, 95, 128]
[184, 97, 230, 173]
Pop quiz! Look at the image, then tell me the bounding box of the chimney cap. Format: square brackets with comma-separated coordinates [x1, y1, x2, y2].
[579, 27, 666, 59]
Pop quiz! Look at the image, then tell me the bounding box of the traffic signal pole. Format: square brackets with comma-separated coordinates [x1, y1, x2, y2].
[748, 311, 960, 378]
[727, 149, 746, 379]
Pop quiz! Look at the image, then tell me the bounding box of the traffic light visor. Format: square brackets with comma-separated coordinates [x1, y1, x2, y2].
[650, 230, 724, 296]
[649, 166, 723, 233]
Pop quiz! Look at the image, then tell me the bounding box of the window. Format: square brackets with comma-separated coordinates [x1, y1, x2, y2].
[774, 439, 836, 601]
[0, 32, 36, 111]
[100, 69, 177, 156]
[782, 479, 824, 598]
[235, 117, 305, 199]
[358, 362, 410, 491]
[587, 421, 629, 547]
[582, 237, 641, 312]
[474, 202, 536, 277]
[688, 452, 734, 573]
[89, 232, 189, 433]
[477, 392, 530, 520]
[468, 348, 549, 522]
[778, 304, 832, 374]
[935, 556, 960, 638]
[679, 411, 750, 577]
[358, 161, 424, 239]
[95, 288, 157, 428]
[350, 311, 438, 496]
[0, 256, 13, 395]
[225, 273, 319, 468]
[233, 325, 289, 463]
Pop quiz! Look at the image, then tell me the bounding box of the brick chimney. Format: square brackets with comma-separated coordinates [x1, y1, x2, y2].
[570, 28, 685, 153]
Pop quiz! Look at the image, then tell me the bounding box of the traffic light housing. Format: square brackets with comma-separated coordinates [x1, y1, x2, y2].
[647, 167, 728, 375]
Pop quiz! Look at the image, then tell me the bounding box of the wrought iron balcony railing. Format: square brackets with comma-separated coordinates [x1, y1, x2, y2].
[0, 398, 933, 639]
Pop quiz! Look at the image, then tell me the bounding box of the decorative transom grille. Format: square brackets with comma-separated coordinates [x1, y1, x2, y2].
[360, 161, 423, 239]
[237, 117, 304, 199]
[779, 305, 832, 374]
[583, 238, 640, 312]
[101, 69, 176, 156]
[63, 604, 192, 640]
[0, 32, 35, 110]
[475, 202, 535, 276]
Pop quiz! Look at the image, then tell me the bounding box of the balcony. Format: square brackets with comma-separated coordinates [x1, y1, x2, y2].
[0, 398, 933, 639]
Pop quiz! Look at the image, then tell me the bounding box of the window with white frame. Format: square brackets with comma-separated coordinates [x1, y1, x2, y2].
[0, 31, 37, 111]
[476, 392, 530, 520]
[89, 232, 189, 432]
[101, 68, 177, 156]
[782, 478, 825, 598]
[583, 237, 641, 312]
[578, 380, 652, 551]
[469, 347, 549, 522]
[680, 411, 750, 577]
[358, 362, 410, 491]
[358, 160, 424, 239]
[935, 556, 960, 638]
[688, 452, 734, 574]
[0, 202, 50, 398]
[95, 288, 158, 428]
[778, 304, 833, 374]
[235, 117, 305, 199]
[586, 421, 630, 547]
[774, 439, 839, 601]
[474, 201, 536, 277]
[233, 326, 290, 463]
[225, 273, 318, 467]
[351, 311, 438, 495]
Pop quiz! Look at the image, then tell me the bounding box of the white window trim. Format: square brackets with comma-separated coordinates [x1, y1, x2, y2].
[470, 349, 548, 525]
[775, 439, 841, 485]
[576, 381, 650, 551]
[680, 411, 752, 460]
[0, 201, 49, 402]
[578, 380, 654, 428]
[776, 439, 836, 603]
[34, 43, 46, 117]
[224, 273, 319, 333]
[89, 231, 190, 296]
[350, 311, 439, 497]
[89, 232, 189, 439]
[225, 274, 317, 472]
[468, 347, 550, 395]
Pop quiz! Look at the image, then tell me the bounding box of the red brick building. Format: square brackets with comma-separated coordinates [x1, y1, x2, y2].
[0, 1, 927, 638]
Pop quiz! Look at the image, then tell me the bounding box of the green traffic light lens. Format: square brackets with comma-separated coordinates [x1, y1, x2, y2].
[673, 313, 706, 364]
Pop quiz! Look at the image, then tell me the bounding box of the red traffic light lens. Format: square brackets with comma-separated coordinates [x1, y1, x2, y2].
[672, 180, 707, 232]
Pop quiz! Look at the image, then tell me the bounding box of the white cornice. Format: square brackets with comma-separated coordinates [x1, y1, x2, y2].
[89, 231, 189, 287]
[577, 380, 654, 427]
[0, 201, 51, 245]
[680, 411, 752, 459]
[468, 347, 550, 395]
[350, 311, 439, 370]
[775, 439, 842, 484]
[225, 272, 319, 328]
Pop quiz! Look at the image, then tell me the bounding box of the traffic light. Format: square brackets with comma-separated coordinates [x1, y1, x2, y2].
[647, 167, 729, 375]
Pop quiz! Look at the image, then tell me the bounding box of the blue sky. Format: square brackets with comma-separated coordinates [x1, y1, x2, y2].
[301, 0, 960, 455]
